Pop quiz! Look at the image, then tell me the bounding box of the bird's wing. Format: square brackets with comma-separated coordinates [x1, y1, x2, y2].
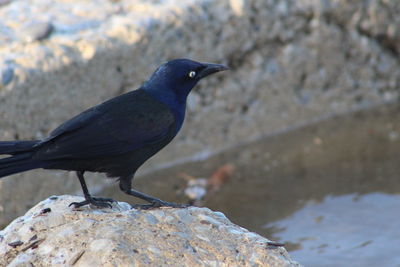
[36, 90, 176, 159]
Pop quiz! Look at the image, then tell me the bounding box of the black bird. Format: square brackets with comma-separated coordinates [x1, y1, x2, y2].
[0, 59, 228, 209]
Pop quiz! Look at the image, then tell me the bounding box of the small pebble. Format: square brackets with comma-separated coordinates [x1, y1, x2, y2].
[20, 21, 54, 43]
[0, 0, 12, 7]
[29, 234, 37, 242]
[1, 65, 13, 86]
[184, 186, 207, 201]
[266, 241, 285, 247]
[41, 208, 51, 214]
[8, 240, 23, 248]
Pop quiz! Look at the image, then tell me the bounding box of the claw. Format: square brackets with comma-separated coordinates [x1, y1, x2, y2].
[69, 202, 79, 207]
[69, 198, 113, 209]
[131, 201, 190, 210]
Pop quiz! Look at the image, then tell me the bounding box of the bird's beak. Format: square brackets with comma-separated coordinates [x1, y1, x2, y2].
[197, 63, 229, 79]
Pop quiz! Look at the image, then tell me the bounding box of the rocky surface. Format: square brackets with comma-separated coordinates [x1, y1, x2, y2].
[0, 0, 399, 225]
[0, 195, 300, 266]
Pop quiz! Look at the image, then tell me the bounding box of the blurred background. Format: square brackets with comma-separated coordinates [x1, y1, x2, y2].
[1, 0, 400, 266]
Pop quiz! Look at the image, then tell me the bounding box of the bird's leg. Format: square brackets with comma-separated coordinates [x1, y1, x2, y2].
[119, 179, 189, 210]
[69, 171, 115, 209]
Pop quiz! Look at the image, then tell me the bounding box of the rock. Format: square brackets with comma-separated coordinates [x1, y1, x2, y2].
[0, 195, 301, 266]
[0, 0, 400, 227]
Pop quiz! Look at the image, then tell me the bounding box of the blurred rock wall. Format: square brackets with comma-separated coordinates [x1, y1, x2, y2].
[0, 0, 399, 226]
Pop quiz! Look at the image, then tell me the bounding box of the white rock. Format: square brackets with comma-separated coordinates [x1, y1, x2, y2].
[0, 195, 301, 267]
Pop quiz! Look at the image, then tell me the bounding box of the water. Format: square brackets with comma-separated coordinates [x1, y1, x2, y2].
[100, 103, 400, 266]
[264, 193, 400, 267]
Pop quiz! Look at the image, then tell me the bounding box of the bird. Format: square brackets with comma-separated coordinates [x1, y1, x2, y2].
[0, 58, 228, 209]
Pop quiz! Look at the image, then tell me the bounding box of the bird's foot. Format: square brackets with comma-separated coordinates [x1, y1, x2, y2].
[69, 197, 115, 209]
[131, 200, 190, 210]
[92, 197, 116, 203]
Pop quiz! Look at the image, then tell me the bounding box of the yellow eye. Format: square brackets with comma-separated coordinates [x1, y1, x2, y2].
[189, 71, 196, 78]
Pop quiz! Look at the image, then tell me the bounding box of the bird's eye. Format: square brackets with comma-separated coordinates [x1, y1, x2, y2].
[188, 71, 196, 78]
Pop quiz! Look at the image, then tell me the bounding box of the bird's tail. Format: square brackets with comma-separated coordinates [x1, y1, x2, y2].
[0, 140, 41, 178]
[0, 140, 39, 155]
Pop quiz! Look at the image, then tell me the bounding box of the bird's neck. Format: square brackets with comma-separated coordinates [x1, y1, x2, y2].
[142, 86, 187, 132]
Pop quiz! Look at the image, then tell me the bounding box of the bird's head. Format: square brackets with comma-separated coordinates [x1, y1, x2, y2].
[144, 59, 228, 104]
